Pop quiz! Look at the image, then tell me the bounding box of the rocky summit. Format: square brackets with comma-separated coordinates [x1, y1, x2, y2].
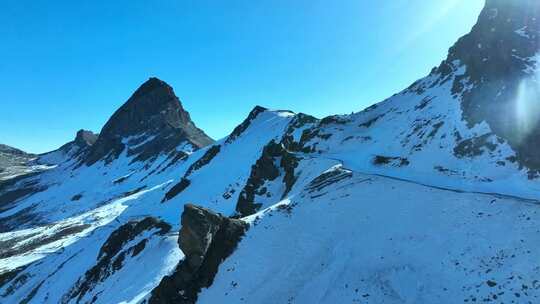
[437, 0, 540, 170]
[73, 130, 98, 148]
[85, 77, 214, 165]
[1, 1, 540, 303]
[38, 129, 99, 165]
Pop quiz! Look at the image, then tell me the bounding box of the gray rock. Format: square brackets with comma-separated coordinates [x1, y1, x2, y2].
[85, 77, 214, 165]
[179, 204, 223, 269]
[150, 204, 248, 304]
[432, 0, 540, 172]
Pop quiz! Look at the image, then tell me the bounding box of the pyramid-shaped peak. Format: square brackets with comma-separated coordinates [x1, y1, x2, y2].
[84, 78, 213, 165]
[131, 77, 174, 100]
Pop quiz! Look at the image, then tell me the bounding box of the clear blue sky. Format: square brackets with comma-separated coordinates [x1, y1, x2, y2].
[0, 0, 484, 153]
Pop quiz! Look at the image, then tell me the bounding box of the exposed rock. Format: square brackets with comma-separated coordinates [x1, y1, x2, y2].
[236, 140, 300, 217]
[373, 155, 410, 167]
[179, 204, 224, 269]
[150, 204, 248, 304]
[0, 266, 27, 290]
[319, 115, 349, 126]
[185, 145, 221, 177]
[433, 0, 540, 170]
[63, 217, 171, 303]
[281, 113, 319, 152]
[73, 130, 98, 148]
[454, 133, 500, 158]
[163, 178, 191, 202]
[85, 78, 214, 165]
[307, 166, 353, 193]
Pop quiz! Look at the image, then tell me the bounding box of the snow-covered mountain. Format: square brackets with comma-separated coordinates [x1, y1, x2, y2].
[1, 0, 539, 303]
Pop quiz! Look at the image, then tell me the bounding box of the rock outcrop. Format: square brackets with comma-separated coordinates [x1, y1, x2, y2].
[73, 130, 98, 148]
[149, 204, 248, 304]
[236, 140, 300, 217]
[37, 129, 98, 165]
[63, 217, 171, 303]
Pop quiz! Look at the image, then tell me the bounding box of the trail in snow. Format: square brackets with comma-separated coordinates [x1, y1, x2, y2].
[312, 154, 540, 205]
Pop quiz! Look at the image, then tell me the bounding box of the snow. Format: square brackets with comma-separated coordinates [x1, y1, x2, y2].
[515, 26, 530, 38]
[199, 158, 540, 304]
[0, 109, 297, 303]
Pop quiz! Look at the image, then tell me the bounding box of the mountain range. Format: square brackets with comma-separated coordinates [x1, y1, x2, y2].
[0, 0, 539, 303]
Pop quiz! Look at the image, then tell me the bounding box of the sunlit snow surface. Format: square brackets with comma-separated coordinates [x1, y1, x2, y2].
[200, 163, 540, 304]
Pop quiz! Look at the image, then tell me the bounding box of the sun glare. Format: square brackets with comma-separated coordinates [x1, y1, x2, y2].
[515, 55, 540, 143]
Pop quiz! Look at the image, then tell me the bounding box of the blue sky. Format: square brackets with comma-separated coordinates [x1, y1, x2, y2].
[0, 0, 484, 153]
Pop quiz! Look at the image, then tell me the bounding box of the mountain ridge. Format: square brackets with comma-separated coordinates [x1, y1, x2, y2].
[0, 1, 540, 303]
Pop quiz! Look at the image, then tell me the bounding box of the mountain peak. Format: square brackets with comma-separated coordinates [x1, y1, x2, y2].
[131, 77, 174, 101]
[428, 0, 540, 170]
[74, 129, 98, 148]
[85, 78, 214, 165]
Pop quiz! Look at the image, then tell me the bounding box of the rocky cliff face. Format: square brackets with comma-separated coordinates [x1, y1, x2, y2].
[150, 204, 248, 304]
[73, 130, 98, 148]
[435, 0, 540, 170]
[85, 78, 214, 165]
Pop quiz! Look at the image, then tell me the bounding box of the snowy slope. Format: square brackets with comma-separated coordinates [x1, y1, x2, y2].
[1, 0, 540, 303]
[200, 162, 540, 304]
[0, 105, 296, 303]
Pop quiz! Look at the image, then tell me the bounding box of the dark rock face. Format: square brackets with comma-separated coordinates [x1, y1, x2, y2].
[178, 204, 225, 269]
[307, 166, 353, 193]
[281, 113, 319, 152]
[85, 78, 214, 165]
[236, 140, 300, 217]
[373, 155, 410, 167]
[163, 178, 191, 202]
[63, 217, 171, 303]
[149, 204, 248, 304]
[73, 130, 98, 148]
[185, 145, 221, 177]
[434, 0, 540, 170]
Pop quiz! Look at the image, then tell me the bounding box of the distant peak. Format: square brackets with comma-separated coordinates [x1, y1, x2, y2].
[243, 105, 268, 119]
[250, 105, 268, 114]
[84, 78, 213, 165]
[74, 129, 98, 147]
[131, 77, 173, 100]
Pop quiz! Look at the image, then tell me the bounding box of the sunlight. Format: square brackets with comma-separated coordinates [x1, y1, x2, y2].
[515, 55, 540, 143]
[393, 0, 478, 57]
